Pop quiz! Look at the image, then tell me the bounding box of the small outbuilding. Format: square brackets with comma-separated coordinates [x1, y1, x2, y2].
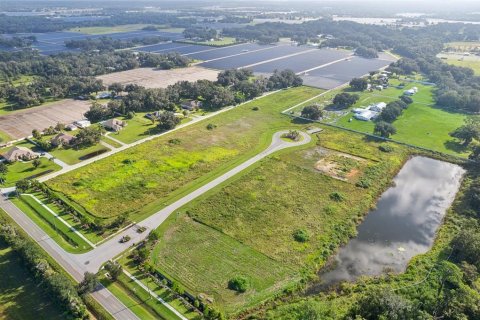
[2, 146, 37, 162]
[74, 120, 91, 129]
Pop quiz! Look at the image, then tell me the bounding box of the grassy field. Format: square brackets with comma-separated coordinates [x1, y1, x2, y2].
[110, 112, 157, 144]
[152, 215, 297, 313]
[151, 128, 409, 314]
[0, 241, 65, 320]
[49, 143, 110, 165]
[11, 195, 92, 253]
[0, 129, 13, 144]
[0, 156, 61, 188]
[438, 52, 480, 75]
[445, 41, 480, 51]
[179, 37, 238, 46]
[101, 135, 123, 148]
[47, 87, 324, 221]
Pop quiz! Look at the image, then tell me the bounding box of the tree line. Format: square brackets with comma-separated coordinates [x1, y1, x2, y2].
[65, 36, 171, 51]
[0, 51, 190, 110]
[85, 68, 303, 130]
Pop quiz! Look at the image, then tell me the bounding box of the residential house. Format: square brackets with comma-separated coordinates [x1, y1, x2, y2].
[2, 146, 37, 162]
[51, 133, 75, 147]
[354, 110, 378, 121]
[103, 118, 127, 132]
[369, 102, 387, 112]
[145, 111, 162, 120]
[66, 124, 78, 131]
[181, 100, 202, 111]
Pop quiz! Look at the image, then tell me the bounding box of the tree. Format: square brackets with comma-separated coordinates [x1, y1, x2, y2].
[301, 105, 323, 120]
[0, 162, 8, 175]
[374, 121, 396, 138]
[228, 276, 249, 293]
[78, 272, 98, 295]
[32, 129, 42, 140]
[32, 158, 41, 169]
[332, 92, 359, 109]
[156, 112, 180, 131]
[108, 82, 124, 97]
[449, 117, 480, 146]
[293, 229, 310, 242]
[105, 261, 122, 280]
[73, 126, 104, 148]
[349, 78, 369, 91]
[84, 102, 112, 123]
[350, 288, 425, 319]
[355, 46, 379, 58]
[55, 122, 65, 132]
[15, 179, 30, 193]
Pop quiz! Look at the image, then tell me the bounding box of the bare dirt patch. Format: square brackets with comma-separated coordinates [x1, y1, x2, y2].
[0, 99, 91, 140]
[97, 66, 219, 89]
[314, 149, 367, 182]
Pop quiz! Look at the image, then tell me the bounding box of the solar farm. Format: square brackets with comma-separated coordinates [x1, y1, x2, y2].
[1, 29, 396, 90]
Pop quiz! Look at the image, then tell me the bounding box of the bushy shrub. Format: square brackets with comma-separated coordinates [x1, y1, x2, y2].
[293, 229, 310, 242]
[228, 276, 249, 293]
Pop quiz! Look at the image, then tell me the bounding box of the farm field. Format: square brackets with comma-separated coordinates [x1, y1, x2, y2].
[437, 53, 480, 75]
[0, 99, 91, 140]
[97, 66, 219, 89]
[68, 24, 170, 34]
[179, 36, 238, 46]
[0, 241, 65, 320]
[46, 87, 323, 222]
[152, 128, 409, 314]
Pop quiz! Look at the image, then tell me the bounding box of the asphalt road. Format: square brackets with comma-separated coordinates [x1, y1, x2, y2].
[0, 130, 310, 319]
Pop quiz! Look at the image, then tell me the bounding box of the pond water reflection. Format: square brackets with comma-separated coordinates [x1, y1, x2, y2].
[320, 156, 465, 286]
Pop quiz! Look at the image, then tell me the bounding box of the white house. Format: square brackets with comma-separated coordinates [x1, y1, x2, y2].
[369, 102, 387, 112]
[74, 120, 91, 129]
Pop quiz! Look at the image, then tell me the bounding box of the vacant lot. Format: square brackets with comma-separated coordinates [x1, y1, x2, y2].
[0, 99, 91, 140]
[97, 66, 219, 89]
[153, 128, 408, 314]
[0, 242, 64, 320]
[153, 215, 296, 313]
[47, 87, 323, 221]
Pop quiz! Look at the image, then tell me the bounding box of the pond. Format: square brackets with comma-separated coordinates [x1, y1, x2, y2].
[319, 156, 465, 287]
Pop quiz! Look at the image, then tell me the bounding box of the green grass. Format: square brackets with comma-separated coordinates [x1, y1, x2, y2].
[178, 37, 238, 46]
[110, 113, 157, 144]
[0, 129, 13, 144]
[11, 195, 92, 253]
[152, 215, 296, 313]
[68, 24, 158, 35]
[444, 58, 480, 75]
[0, 157, 61, 188]
[0, 241, 65, 320]
[49, 143, 110, 165]
[32, 191, 103, 244]
[302, 79, 469, 157]
[47, 87, 324, 221]
[100, 273, 187, 320]
[119, 255, 200, 319]
[101, 135, 123, 148]
[151, 128, 409, 314]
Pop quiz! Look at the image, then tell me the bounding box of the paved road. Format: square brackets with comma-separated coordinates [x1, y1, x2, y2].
[0, 130, 310, 319]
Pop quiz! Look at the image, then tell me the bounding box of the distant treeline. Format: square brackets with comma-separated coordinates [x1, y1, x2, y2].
[65, 36, 170, 51]
[0, 51, 190, 110]
[0, 12, 195, 34]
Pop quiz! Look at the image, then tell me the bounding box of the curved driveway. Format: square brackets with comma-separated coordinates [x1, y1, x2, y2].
[0, 130, 311, 319]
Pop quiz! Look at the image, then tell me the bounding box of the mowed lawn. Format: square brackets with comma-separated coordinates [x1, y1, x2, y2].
[334, 82, 467, 156]
[0, 242, 65, 320]
[152, 128, 409, 314]
[47, 87, 323, 220]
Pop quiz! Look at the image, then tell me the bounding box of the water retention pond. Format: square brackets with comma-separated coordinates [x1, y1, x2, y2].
[319, 156, 465, 287]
